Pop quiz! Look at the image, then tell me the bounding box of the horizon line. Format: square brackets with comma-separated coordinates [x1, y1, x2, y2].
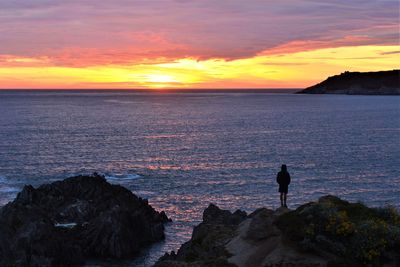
[0, 88, 301, 91]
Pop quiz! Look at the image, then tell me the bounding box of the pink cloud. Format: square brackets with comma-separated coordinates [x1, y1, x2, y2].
[0, 0, 398, 66]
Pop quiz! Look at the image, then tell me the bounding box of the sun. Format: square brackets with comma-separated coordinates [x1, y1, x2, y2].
[144, 74, 178, 84]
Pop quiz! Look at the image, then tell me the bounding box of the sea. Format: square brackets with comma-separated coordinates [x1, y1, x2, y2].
[0, 90, 399, 266]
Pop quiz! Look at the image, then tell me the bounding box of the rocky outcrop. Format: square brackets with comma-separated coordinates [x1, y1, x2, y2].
[155, 204, 247, 267]
[0, 174, 170, 266]
[155, 196, 400, 267]
[297, 70, 400, 95]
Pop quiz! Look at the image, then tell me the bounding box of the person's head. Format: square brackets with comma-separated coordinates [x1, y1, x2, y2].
[281, 164, 287, 172]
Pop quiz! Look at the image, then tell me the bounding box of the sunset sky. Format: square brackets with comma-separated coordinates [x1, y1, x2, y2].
[0, 0, 399, 89]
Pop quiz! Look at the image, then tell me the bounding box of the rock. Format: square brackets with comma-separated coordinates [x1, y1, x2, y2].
[297, 70, 400, 95]
[0, 174, 170, 266]
[154, 204, 246, 267]
[156, 196, 400, 267]
[203, 204, 247, 225]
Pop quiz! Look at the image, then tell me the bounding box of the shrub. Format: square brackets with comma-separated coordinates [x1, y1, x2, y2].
[277, 196, 400, 266]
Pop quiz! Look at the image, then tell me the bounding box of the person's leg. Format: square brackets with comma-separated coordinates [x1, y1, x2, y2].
[283, 193, 287, 207]
[280, 193, 283, 207]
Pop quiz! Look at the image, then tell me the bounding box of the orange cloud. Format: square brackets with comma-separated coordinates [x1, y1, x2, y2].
[0, 45, 398, 89]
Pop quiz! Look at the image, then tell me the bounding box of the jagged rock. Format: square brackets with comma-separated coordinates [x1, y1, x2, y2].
[154, 204, 246, 267]
[203, 204, 247, 225]
[156, 196, 400, 267]
[0, 174, 170, 266]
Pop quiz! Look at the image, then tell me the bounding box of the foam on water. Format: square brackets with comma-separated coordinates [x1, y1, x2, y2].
[54, 222, 78, 228]
[0, 186, 20, 194]
[104, 173, 141, 183]
[0, 175, 19, 192]
[0, 175, 21, 205]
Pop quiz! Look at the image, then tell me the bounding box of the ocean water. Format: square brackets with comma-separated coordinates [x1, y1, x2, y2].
[0, 90, 399, 266]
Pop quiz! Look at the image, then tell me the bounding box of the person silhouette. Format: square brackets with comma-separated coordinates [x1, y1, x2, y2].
[276, 164, 291, 207]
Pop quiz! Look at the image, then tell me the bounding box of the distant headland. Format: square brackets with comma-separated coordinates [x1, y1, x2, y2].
[297, 70, 400, 95]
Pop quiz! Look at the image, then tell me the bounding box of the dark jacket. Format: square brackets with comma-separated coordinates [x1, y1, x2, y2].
[276, 171, 291, 186]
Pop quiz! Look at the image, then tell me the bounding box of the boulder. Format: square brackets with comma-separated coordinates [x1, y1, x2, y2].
[0, 174, 170, 266]
[154, 204, 246, 267]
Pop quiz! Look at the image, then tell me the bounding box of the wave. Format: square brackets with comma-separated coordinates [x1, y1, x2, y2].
[0, 186, 20, 193]
[104, 99, 148, 105]
[0, 175, 21, 206]
[104, 173, 141, 183]
[0, 175, 20, 193]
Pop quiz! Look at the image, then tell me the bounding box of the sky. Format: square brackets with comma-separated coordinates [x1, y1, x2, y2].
[0, 0, 399, 89]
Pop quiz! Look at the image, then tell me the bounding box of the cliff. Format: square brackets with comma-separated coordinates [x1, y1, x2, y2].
[155, 196, 400, 267]
[0, 174, 170, 266]
[297, 70, 400, 95]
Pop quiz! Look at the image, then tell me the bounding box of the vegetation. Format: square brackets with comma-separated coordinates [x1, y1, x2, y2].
[275, 195, 400, 266]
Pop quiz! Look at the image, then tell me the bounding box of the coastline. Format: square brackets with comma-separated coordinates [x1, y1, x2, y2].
[297, 70, 400, 95]
[156, 196, 400, 267]
[1, 176, 399, 267]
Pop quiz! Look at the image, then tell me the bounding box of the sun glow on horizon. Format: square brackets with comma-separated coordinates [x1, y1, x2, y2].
[144, 74, 177, 83]
[0, 45, 398, 89]
[139, 74, 181, 88]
